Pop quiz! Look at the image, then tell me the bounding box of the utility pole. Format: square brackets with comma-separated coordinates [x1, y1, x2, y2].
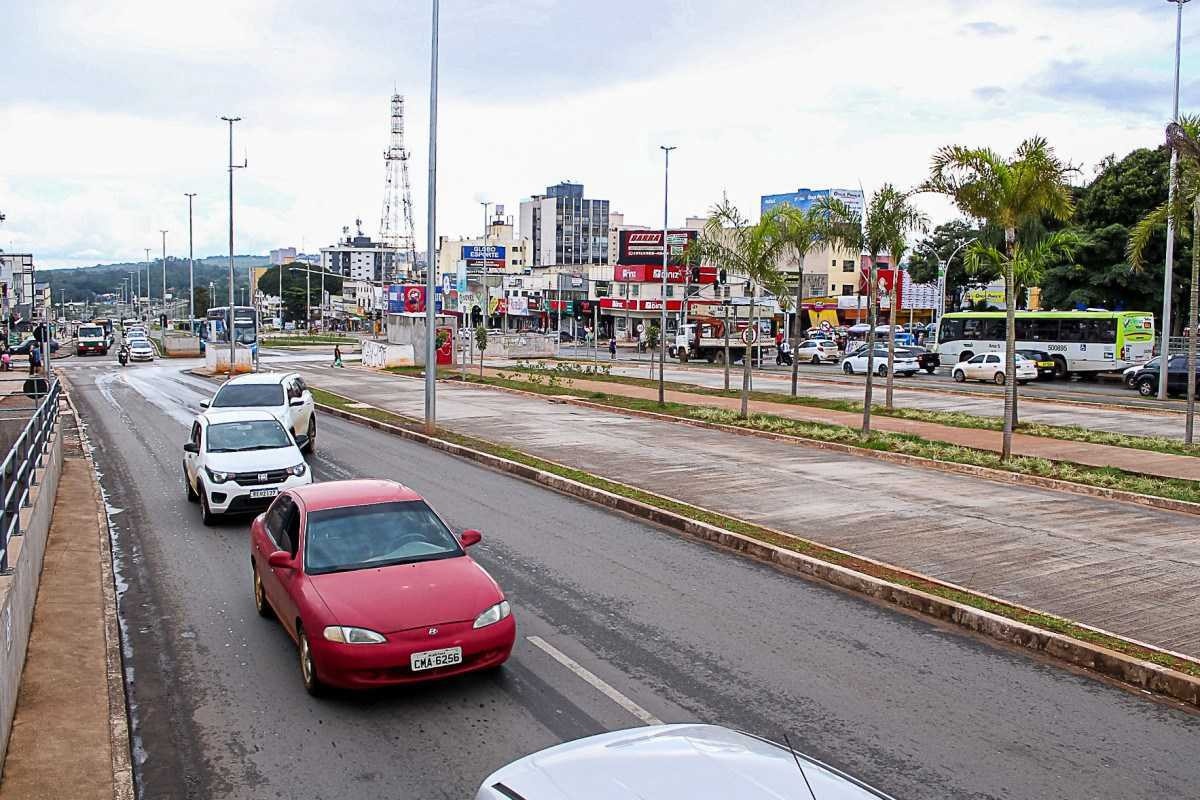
[160, 229, 168, 325]
[424, 0, 440, 433]
[1161, 0, 1190, 400]
[658, 145, 676, 404]
[143, 248, 151, 318]
[221, 115, 245, 376]
[185, 193, 196, 324]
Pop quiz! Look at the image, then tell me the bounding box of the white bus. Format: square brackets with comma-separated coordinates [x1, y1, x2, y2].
[933, 310, 1155, 378]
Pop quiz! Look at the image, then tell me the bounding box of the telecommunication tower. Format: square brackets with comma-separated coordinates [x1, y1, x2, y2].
[378, 92, 419, 278]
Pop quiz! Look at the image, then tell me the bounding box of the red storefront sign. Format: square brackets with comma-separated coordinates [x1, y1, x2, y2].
[613, 264, 717, 284]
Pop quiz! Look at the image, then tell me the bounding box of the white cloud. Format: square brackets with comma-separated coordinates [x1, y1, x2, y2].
[1, 0, 1193, 267]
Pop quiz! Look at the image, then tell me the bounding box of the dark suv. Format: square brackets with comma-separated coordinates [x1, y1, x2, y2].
[1135, 355, 1200, 397]
[897, 346, 940, 374]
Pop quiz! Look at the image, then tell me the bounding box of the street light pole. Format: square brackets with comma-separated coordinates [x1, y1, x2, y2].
[658, 145, 676, 404]
[221, 115, 244, 376]
[160, 229, 168, 325]
[1161, 0, 1190, 400]
[424, 0, 440, 434]
[185, 193, 196, 324]
[143, 248, 151, 317]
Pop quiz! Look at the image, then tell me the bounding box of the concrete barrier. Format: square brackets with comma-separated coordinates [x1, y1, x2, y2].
[362, 339, 415, 369]
[204, 344, 254, 374]
[0, 410, 63, 766]
[159, 332, 201, 357]
[487, 332, 558, 359]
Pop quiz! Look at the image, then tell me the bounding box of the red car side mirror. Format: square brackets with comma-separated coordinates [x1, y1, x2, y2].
[267, 550, 294, 568]
[460, 529, 482, 548]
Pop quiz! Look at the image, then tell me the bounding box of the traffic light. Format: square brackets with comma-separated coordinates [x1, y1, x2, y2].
[718, 268, 727, 284]
[690, 266, 701, 283]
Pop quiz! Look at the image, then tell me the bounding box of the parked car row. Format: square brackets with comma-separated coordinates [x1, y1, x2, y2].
[1129, 354, 1200, 397]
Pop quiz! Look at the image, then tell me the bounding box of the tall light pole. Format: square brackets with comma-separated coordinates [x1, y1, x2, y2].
[221, 115, 245, 376]
[424, 0, 440, 434]
[143, 248, 151, 317]
[185, 193, 196, 324]
[1161, 0, 1190, 400]
[159, 229, 169, 325]
[658, 145, 676, 405]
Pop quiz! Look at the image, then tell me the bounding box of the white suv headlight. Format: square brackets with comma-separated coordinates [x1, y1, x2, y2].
[288, 462, 307, 477]
[323, 626, 386, 644]
[205, 466, 230, 484]
[473, 600, 511, 629]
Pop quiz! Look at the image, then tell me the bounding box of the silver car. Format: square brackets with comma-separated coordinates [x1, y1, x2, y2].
[476, 724, 895, 799]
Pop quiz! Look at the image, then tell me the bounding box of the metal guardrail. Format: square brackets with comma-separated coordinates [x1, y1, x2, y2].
[0, 379, 60, 572]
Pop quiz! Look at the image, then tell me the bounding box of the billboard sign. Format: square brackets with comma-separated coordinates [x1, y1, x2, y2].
[617, 229, 697, 265]
[462, 244, 506, 270]
[761, 188, 865, 217]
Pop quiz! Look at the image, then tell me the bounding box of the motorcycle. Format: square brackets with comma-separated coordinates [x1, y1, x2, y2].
[118, 347, 129, 367]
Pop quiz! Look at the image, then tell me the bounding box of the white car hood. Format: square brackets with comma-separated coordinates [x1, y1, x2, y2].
[477, 725, 888, 800]
[205, 446, 301, 473]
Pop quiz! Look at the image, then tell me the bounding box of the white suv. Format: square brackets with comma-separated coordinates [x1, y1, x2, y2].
[202, 372, 316, 453]
[182, 410, 313, 525]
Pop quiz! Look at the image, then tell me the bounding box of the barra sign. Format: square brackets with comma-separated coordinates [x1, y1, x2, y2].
[617, 229, 697, 265]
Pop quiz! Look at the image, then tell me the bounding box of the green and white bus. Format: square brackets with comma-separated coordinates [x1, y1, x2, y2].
[933, 310, 1155, 378]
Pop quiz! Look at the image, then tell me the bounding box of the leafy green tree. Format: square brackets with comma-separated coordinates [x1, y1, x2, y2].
[474, 324, 488, 377]
[924, 136, 1076, 461]
[907, 220, 994, 311]
[193, 285, 211, 319]
[687, 200, 788, 417]
[256, 262, 343, 324]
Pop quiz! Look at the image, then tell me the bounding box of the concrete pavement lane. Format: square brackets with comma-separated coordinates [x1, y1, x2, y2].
[71, 361, 1200, 799]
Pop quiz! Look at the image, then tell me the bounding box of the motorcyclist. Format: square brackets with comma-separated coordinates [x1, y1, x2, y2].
[118, 341, 130, 366]
[778, 338, 793, 366]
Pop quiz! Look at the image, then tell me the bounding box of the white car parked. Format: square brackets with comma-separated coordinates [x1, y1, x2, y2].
[952, 353, 1037, 385]
[840, 348, 919, 377]
[201, 372, 317, 453]
[127, 338, 155, 362]
[182, 410, 312, 525]
[795, 339, 840, 364]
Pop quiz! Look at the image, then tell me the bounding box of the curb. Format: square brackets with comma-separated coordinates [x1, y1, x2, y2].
[439, 374, 1200, 518]
[58, 376, 136, 800]
[313, 398, 1200, 710]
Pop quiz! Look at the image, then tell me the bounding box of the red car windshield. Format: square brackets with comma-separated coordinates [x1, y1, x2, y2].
[304, 501, 463, 574]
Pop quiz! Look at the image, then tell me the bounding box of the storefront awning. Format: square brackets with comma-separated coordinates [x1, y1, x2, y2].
[810, 309, 840, 328]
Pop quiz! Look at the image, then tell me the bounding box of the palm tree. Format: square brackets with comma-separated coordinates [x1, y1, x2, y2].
[867, 186, 929, 410]
[924, 137, 1076, 460]
[1130, 116, 1200, 441]
[965, 230, 1087, 425]
[769, 203, 862, 397]
[687, 200, 788, 417]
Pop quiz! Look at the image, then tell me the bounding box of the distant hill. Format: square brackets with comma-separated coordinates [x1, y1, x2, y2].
[42, 255, 271, 302]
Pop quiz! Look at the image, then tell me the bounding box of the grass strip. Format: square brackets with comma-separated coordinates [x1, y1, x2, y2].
[310, 385, 1200, 679]
[495, 361, 1200, 459]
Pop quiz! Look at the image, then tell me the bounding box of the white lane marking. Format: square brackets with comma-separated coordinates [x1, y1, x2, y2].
[526, 635, 663, 726]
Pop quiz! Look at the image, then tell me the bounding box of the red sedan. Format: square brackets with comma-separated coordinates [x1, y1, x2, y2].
[250, 479, 515, 694]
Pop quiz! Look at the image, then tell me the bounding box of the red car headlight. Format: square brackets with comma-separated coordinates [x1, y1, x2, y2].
[323, 626, 386, 644]
[473, 600, 512, 629]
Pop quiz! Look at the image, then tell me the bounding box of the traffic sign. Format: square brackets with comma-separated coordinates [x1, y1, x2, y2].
[740, 327, 758, 346]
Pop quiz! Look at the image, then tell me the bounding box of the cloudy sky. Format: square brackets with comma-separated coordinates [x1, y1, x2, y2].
[2, 0, 1197, 268]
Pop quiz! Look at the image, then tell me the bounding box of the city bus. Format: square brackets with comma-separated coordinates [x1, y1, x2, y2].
[933, 310, 1155, 378]
[203, 306, 259, 357]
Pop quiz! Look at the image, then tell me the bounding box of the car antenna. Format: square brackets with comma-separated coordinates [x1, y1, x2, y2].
[782, 733, 818, 800]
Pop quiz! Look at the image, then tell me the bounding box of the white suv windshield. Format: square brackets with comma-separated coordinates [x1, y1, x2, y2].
[207, 420, 292, 453]
[213, 384, 284, 408]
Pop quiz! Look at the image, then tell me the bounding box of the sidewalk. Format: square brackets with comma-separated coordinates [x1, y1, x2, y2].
[479, 367, 1200, 483]
[288, 362, 1200, 658]
[0, 420, 128, 800]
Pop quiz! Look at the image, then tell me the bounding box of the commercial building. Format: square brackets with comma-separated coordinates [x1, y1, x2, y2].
[270, 247, 319, 267]
[519, 182, 610, 267]
[320, 226, 406, 285]
[0, 252, 37, 326]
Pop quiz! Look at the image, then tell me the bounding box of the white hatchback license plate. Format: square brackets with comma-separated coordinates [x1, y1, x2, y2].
[410, 646, 462, 672]
[249, 488, 278, 499]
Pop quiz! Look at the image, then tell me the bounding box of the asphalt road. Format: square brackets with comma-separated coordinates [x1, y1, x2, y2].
[67, 357, 1200, 800]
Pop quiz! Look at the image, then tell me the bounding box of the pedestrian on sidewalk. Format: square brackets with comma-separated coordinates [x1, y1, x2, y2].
[332, 344, 344, 368]
[29, 343, 42, 376]
[608, 336, 617, 359]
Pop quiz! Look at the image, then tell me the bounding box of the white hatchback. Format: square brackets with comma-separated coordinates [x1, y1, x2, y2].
[795, 339, 839, 364]
[952, 353, 1038, 385]
[202, 372, 317, 454]
[182, 410, 312, 525]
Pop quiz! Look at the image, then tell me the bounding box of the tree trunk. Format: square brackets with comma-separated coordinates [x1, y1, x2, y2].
[791, 266, 803, 396]
[1188, 198, 1199, 443]
[1002, 228, 1017, 461]
[862, 257, 878, 435]
[741, 286, 755, 418]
